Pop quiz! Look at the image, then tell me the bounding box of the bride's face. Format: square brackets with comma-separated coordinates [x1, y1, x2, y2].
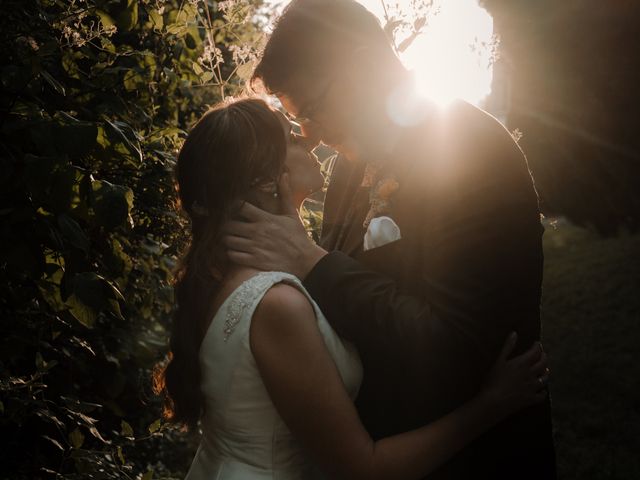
[275, 111, 324, 204]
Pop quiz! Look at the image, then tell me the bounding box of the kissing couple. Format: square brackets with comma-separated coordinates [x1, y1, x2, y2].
[155, 0, 557, 478]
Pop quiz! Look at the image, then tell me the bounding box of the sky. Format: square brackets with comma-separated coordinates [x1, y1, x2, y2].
[264, 0, 496, 106]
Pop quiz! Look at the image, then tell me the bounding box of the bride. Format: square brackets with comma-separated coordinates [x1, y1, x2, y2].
[154, 98, 549, 480]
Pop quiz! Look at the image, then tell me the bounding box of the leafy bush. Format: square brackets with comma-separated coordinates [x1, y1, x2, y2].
[0, 0, 266, 477]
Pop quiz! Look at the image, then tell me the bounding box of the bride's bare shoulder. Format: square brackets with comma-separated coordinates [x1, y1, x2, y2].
[259, 283, 312, 313]
[250, 283, 318, 346]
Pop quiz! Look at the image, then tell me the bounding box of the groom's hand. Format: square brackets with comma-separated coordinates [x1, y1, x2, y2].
[222, 173, 328, 279]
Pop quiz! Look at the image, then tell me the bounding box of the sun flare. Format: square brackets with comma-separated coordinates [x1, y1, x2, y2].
[360, 0, 495, 107]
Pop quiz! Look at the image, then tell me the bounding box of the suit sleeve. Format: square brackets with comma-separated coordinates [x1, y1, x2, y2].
[303, 111, 544, 371]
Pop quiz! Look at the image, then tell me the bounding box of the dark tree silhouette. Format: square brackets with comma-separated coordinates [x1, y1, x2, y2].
[483, 0, 640, 234]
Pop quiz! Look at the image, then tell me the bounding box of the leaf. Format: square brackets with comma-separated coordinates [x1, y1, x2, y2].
[166, 3, 196, 36]
[67, 336, 95, 356]
[96, 126, 110, 148]
[383, 18, 404, 39]
[60, 396, 102, 414]
[117, 0, 139, 31]
[149, 9, 164, 30]
[57, 214, 90, 253]
[104, 120, 143, 164]
[70, 272, 109, 308]
[96, 9, 116, 28]
[35, 352, 44, 369]
[236, 60, 256, 81]
[123, 68, 144, 92]
[63, 407, 99, 427]
[92, 180, 135, 229]
[166, 22, 188, 36]
[42, 435, 65, 451]
[141, 470, 153, 480]
[116, 446, 125, 464]
[192, 61, 203, 75]
[176, 3, 197, 23]
[65, 272, 127, 325]
[398, 32, 420, 53]
[109, 237, 133, 278]
[121, 420, 134, 438]
[66, 293, 97, 328]
[201, 71, 214, 83]
[61, 50, 82, 79]
[54, 114, 98, 158]
[88, 426, 108, 444]
[108, 298, 124, 320]
[148, 419, 161, 434]
[69, 428, 84, 449]
[0, 400, 4, 415]
[41, 70, 65, 96]
[101, 37, 117, 54]
[414, 16, 427, 32]
[35, 409, 65, 429]
[184, 32, 197, 49]
[44, 360, 59, 371]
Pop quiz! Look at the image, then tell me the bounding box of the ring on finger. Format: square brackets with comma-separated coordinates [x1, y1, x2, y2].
[537, 375, 549, 388]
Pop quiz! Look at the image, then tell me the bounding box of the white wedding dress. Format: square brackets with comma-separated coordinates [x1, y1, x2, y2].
[185, 271, 363, 480]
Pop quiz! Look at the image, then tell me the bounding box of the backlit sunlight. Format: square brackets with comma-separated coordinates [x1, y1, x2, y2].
[360, 0, 495, 107]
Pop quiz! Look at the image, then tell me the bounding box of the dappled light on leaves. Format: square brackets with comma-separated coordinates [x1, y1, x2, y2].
[0, 0, 273, 477]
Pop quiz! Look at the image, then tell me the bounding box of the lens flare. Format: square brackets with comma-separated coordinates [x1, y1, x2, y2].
[360, 0, 495, 107]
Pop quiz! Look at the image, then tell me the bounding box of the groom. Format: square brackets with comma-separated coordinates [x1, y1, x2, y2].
[224, 0, 556, 477]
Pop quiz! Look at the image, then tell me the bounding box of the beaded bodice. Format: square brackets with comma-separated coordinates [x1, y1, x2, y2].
[221, 273, 276, 342]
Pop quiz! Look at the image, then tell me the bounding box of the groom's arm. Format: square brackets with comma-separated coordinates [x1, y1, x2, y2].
[224, 106, 542, 364]
[305, 120, 544, 364]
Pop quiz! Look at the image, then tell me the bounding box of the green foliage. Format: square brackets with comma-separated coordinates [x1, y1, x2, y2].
[0, 0, 266, 477]
[380, 0, 436, 54]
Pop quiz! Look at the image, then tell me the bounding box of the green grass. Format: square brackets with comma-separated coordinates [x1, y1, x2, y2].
[541, 220, 640, 479]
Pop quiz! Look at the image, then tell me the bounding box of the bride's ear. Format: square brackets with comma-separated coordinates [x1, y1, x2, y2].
[254, 180, 278, 196]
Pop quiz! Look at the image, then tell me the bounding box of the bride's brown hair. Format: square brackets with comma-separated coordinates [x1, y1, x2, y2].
[153, 98, 287, 429]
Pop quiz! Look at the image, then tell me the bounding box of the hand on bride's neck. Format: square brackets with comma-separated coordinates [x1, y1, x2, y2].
[222, 189, 286, 283]
[244, 190, 306, 215]
[244, 188, 281, 215]
[245, 185, 305, 215]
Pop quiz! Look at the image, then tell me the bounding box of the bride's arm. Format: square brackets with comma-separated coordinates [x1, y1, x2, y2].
[250, 284, 547, 480]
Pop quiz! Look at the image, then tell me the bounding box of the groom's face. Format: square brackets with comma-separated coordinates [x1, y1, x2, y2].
[277, 77, 361, 160]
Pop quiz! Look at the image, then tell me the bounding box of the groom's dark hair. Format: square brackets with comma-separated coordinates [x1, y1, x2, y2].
[252, 0, 398, 97]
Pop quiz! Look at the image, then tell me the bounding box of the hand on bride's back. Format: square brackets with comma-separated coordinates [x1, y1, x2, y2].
[480, 333, 550, 416]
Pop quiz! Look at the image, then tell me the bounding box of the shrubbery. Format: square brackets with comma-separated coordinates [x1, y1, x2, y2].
[0, 1, 266, 477]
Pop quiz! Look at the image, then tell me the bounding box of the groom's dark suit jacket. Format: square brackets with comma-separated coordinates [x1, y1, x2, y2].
[303, 101, 556, 479]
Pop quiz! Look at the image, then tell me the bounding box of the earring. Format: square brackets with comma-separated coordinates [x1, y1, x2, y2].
[273, 191, 279, 198]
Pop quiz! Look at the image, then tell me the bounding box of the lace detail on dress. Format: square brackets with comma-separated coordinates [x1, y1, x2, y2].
[223, 273, 288, 342]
